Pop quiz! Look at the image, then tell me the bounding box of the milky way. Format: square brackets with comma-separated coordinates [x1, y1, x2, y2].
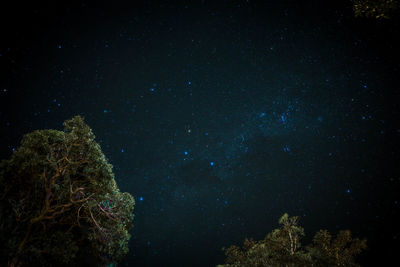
[1, 1, 399, 266]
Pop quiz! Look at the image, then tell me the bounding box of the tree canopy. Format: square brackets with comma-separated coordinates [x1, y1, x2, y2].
[0, 115, 135, 266]
[217, 213, 367, 267]
[351, 0, 399, 19]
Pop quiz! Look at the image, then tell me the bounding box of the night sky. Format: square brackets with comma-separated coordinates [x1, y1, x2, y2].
[1, 1, 399, 266]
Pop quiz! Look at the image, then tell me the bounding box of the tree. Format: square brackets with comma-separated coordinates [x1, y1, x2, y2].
[218, 214, 366, 267]
[351, 0, 399, 19]
[0, 115, 135, 266]
[307, 229, 367, 267]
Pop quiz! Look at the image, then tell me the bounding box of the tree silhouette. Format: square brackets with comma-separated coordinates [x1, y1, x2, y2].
[218, 214, 366, 267]
[0, 115, 135, 266]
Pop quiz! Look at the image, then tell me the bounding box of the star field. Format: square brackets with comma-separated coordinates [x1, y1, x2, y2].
[1, 1, 399, 266]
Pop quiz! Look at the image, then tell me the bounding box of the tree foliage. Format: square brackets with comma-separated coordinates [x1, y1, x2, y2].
[351, 0, 399, 19]
[218, 214, 367, 267]
[0, 115, 135, 266]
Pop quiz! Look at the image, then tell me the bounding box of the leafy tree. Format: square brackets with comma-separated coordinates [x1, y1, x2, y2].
[351, 0, 399, 19]
[0, 116, 135, 266]
[218, 214, 366, 267]
[307, 229, 367, 267]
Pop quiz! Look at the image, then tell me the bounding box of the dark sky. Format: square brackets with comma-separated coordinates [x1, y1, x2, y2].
[1, 1, 399, 266]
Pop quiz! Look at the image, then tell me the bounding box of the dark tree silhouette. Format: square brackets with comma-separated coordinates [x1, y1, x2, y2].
[0, 116, 135, 266]
[218, 214, 366, 267]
